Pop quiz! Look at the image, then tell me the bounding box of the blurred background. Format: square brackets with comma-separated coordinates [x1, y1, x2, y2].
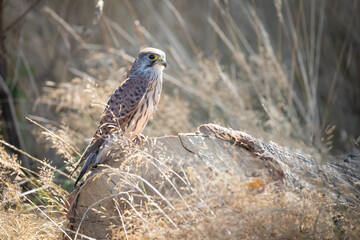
[1, 0, 359, 172]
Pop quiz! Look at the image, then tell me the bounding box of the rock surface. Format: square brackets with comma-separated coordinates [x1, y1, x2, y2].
[65, 124, 360, 239]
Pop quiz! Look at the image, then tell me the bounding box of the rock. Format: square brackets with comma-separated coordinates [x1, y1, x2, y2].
[65, 124, 360, 239]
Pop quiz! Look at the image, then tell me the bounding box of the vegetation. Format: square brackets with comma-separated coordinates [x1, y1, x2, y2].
[0, 0, 359, 239]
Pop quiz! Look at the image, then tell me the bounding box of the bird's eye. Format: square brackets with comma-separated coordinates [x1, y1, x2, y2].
[148, 54, 157, 61]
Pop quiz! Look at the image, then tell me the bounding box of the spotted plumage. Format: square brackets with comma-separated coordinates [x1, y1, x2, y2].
[72, 48, 167, 186]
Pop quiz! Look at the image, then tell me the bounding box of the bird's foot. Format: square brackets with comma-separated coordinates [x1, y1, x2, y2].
[134, 134, 148, 144]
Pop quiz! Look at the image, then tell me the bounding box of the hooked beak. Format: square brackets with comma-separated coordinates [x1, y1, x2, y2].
[157, 58, 167, 68]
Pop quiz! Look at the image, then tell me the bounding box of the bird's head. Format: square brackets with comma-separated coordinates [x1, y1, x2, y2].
[130, 48, 167, 77]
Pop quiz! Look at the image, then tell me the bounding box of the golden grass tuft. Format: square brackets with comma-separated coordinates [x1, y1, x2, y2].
[0, 144, 69, 240]
[0, 209, 66, 240]
[109, 172, 358, 240]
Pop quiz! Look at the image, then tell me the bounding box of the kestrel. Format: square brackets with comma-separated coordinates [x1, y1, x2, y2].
[72, 47, 167, 186]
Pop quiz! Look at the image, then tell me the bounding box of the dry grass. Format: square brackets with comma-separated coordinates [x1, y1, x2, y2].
[1, 0, 360, 239]
[0, 144, 69, 240]
[123, 177, 337, 239]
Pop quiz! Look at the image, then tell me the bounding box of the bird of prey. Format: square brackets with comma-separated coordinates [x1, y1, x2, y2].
[71, 47, 167, 186]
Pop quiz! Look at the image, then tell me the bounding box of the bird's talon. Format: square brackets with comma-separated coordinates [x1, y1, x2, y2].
[134, 134, 148, 144]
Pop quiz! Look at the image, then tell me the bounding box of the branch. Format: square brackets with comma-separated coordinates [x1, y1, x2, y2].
[3, 0, 42, 35]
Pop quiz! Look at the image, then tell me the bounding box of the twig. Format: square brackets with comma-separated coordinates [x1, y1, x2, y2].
[23, 194, 73, 240]
[113, 199, 129, 240]
[3, 0, 42, 35]
[42, 6, 86, 48]
[93, 0, 104, 25]
[0, 223, 10, 240]
[0, 76, 29, 168]
[164, 0, 198, 54]
[2, 186, 48, 204]
[26, 116, 81, 157]
[123, 0, 145, 47]
[0, 139, 74, 180]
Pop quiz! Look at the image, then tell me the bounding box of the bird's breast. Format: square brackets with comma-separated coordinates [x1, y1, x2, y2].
[124, 77, 162, 138]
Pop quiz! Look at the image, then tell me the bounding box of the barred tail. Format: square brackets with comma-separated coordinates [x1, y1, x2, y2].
[74, 150, 98, 186]
[72, 138, 105, 186]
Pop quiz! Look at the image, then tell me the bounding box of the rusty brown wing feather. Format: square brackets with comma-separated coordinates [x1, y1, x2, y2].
[71, 74, 151, 180]
[95, 74, 151, 137]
